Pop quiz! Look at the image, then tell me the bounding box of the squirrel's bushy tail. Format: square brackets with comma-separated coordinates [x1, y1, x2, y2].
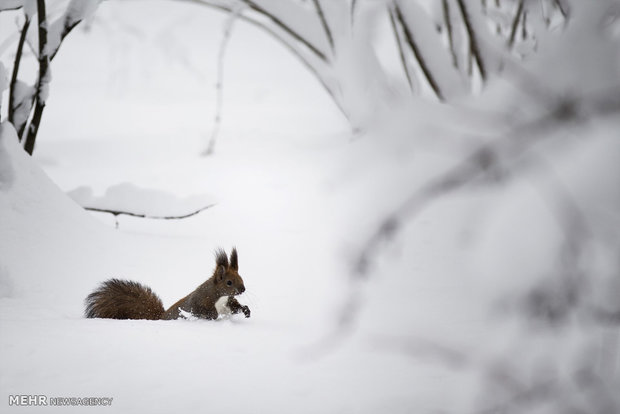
[85, 278, 165, 320]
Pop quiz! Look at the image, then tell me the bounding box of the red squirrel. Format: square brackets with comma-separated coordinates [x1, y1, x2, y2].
[85, 248, 250, 320]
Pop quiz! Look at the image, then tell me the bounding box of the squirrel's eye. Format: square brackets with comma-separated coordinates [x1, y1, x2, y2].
[226, 280, 233, 286]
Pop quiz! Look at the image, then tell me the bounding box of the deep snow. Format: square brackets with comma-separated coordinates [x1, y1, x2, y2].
[1, 1, 619, 413]
[1, 2, 474, 412]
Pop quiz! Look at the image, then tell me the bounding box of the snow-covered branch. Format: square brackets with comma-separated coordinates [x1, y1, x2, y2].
[84, 204, 215, 221]
[1, 0, 101, 155]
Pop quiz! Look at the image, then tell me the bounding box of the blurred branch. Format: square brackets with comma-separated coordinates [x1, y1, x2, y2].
[388, 7, 414, 92]
[394, 2, 445, 101]
[369, 334, 470, 369]
[455, 0, 487, 81]
[350, 0, 358, 24]
[507, 0, 524, 50]
[553, 0, 568, 20]
[354, 90, 620, 278]
[442, 0, 459, 70]
[312, 0, 334, 52]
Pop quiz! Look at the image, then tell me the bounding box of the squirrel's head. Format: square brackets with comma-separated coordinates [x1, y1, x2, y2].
[212, 247, 246, 296]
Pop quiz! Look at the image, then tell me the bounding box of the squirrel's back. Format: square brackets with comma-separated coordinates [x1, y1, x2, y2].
[85, 278, 164, 320]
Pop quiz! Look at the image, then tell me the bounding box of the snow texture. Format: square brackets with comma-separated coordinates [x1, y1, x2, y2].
[1, 1, 619, 413]
[0, 123, 17, 191]
[0, 62, 6, 93]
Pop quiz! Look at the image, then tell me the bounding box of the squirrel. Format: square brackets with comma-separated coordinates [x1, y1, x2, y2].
[84, 247, 250, 320]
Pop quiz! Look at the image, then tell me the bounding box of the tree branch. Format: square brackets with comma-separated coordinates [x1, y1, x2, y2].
[312, 0, 334, 53]
[83, 204, 216, 220]
[353, 91, 620, 277]
[388, 7, 414, 93]
[442, 0, 459, 70]
[507, 0, 524, 50]
[241, 0, 328, 62]
[455, 0, 487, 81]
[350, 0, 358, 24]
[203, 6, 242, 156]
[394, 2, 444, 101]
[23, 0, 49, 155]
[553, 0, 568, 20]
[172, 0, 349, 123]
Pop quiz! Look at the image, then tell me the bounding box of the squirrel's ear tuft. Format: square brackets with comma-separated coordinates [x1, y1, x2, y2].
[215, 265, 226, 282]
[230, 247, 238, 271]
[215, 248, 229, 269]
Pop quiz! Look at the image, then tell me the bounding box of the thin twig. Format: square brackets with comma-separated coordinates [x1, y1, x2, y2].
[552, 0, 568, 19]
[394, 2, 444, 101]
[388, 7, 414, 93]
[442, 0, 459, 70]
[173, 0, 350, 124]
[83, 204, 216, 220]
[455, 0, 487, 81]
[8, 16, 31, 130]
[507, 0, 524, 50]
[241, 0, 328, 62]
[203, 6, 242, 156]
[312, 0, 334, 53]
[49, 20, 81, 61]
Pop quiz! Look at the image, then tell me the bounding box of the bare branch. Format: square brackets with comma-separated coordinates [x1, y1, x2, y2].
[442, 0, 459, 70]
[241, 0, 328, 62]
[388, 7, 414, 92]
[455, 0, 488, 81]
[23, 0, 50, 155]
[552, 0, 568, 20]
[312, 0, 334, 52]
[507, 0, 524, 50]
[203, 6, 242, 156]
[83, 204, 216, 220]
[394, 2, 445, 101]
[350, 0, 358, 24]
[173, 0, 349, 123]
[353, 91, 620, 278]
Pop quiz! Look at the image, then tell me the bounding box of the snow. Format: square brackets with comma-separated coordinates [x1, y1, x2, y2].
[68, 183, 216, 218]
[8, 80, 35, 133]
[0, 62, 6, 93]
[1, 0, 619, 413]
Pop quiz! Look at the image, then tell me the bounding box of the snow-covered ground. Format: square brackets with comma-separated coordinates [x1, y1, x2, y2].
[1, 1, 619, 413]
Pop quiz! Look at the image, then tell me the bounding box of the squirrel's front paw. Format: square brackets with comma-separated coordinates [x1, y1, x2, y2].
[242, 306, 251, 318]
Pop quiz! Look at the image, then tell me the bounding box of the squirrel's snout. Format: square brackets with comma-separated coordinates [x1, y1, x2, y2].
[238, 285, 245, 294]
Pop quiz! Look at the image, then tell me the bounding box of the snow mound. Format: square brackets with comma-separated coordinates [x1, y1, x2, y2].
[0, 122, 105, 298]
